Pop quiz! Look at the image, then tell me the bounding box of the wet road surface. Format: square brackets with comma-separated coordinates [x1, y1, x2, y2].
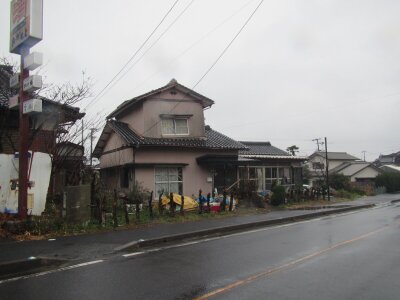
[1, 203, 399, 299]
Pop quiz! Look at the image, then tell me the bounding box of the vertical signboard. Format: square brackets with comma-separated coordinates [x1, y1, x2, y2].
[10, 0, 43, 54]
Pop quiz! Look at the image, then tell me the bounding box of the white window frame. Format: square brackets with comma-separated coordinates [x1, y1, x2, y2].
[161, 118, 189, 136]
[154, 167, 183, 199]
[238, 166, 291, 191]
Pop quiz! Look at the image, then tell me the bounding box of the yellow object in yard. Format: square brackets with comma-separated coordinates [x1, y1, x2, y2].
[161, 193, 199, 211]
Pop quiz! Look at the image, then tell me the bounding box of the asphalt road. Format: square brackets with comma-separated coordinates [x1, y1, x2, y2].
[1, 202, 399, 300]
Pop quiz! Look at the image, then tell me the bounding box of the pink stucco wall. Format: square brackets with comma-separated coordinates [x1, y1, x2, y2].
[117, 90, 205, 138]
[134, 148, 217, 198]
[119, 103, 144, 135]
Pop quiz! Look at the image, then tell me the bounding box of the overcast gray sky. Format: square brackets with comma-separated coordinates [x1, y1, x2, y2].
[1, 0, 399, 161]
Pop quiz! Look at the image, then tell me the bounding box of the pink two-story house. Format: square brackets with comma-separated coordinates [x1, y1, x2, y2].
[93, 79, 246, 198]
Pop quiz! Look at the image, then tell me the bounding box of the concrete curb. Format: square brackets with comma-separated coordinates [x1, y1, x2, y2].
[0, 257, 67, 280]
[115, 204, 375, 252]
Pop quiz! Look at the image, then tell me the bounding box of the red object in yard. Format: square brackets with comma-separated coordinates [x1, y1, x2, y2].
[210, 204, 220, 212]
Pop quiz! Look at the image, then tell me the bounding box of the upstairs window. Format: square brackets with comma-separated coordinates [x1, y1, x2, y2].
[161, 118, 189, 135]
[312, 162, 324, 170]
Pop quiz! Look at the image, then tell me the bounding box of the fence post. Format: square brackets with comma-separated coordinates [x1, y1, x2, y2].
[124, 195, 129, 225]
[158, 191, 163, 216]
[135, 198, 140, 221]
[169, 192, 175, 217]
[221, 189, 227, 212]
[198, 189, 203, 214]
[206, 193, 211, 213]
[101, 195, 106, 226]
[229, 191, 234, 212]
[113, 189, 118, 228]
[149, 191, 154, 218]
[181, 194, 185, 216]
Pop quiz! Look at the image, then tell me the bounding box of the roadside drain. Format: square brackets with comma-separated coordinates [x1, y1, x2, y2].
[0, 257, 69, 280]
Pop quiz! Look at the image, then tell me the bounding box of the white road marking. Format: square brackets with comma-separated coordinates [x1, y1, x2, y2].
[0, 260, 104, 284]
[122, 251, 145, 257]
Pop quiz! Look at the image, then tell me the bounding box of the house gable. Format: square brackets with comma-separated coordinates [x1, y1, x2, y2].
[108, 80, 212, 139]
[99, 130, 133, 169]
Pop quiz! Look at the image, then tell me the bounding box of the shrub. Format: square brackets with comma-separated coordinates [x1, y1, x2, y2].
[127, 181, 150, 204]
[375, 172, 400, 193]
[270, 185, 286, 206]
[238, 179, 257, 200]
[330, 173, 350, 190]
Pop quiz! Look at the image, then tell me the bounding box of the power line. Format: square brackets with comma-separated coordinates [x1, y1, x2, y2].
[193, 0, 264, 89]
[129, 0, 257, 96]
[83, 0, 180, 110]
[102, 0, 256, 117]
[141, 0, 265, 136]
[110, 0, 196, 94]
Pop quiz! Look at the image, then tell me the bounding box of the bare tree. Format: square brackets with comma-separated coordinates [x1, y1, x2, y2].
[0, 57, 102, 190]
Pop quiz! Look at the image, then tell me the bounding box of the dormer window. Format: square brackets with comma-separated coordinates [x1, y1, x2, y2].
[161, 118, 189, 135]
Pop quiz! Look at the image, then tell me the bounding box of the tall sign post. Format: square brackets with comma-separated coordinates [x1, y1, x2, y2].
[9, 0, 43, 219]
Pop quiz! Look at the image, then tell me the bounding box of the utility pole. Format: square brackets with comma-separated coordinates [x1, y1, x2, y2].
[362, 151, 366, 162]
[312, 138, 324, 151]
[90, 128, 96, 167]
[324, 137, 330, 201]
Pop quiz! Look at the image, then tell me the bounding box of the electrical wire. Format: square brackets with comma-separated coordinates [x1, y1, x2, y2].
[193, 0, 264, 89]
[103, 0, 196, 98]
[122, 0, 257, 99]
[83, 0, 180, 110]
[141, 0, 265, 136]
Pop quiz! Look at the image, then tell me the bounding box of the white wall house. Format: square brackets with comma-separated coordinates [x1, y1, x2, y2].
[307, 151, 360, 186]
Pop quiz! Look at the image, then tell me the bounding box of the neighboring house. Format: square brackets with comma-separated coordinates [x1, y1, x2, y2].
[0, 65, 85, 195]
[380, 164, 400, 174]
[307, 151, 360, 186]
[237, 142, 305, 191]
[374, 152, 400, 166]
[0, 99, 84, 155]
[330, 161, 382, 183]
[93, 79, 246, 198]
[0, 65, 85, 155]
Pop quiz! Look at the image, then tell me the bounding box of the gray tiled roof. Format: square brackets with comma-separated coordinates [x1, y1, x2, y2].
[311, 151, 360, 160]
[107, 79, 215, 119]
[330, 161, 381, 177]
[104, 120, 247, 150]
[239, 141, 290, 156]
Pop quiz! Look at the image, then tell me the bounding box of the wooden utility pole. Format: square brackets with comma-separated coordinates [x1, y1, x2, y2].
[362, 151, 366, 162]
[324, 137, 331, 201]
[312, 138, 324, 151]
